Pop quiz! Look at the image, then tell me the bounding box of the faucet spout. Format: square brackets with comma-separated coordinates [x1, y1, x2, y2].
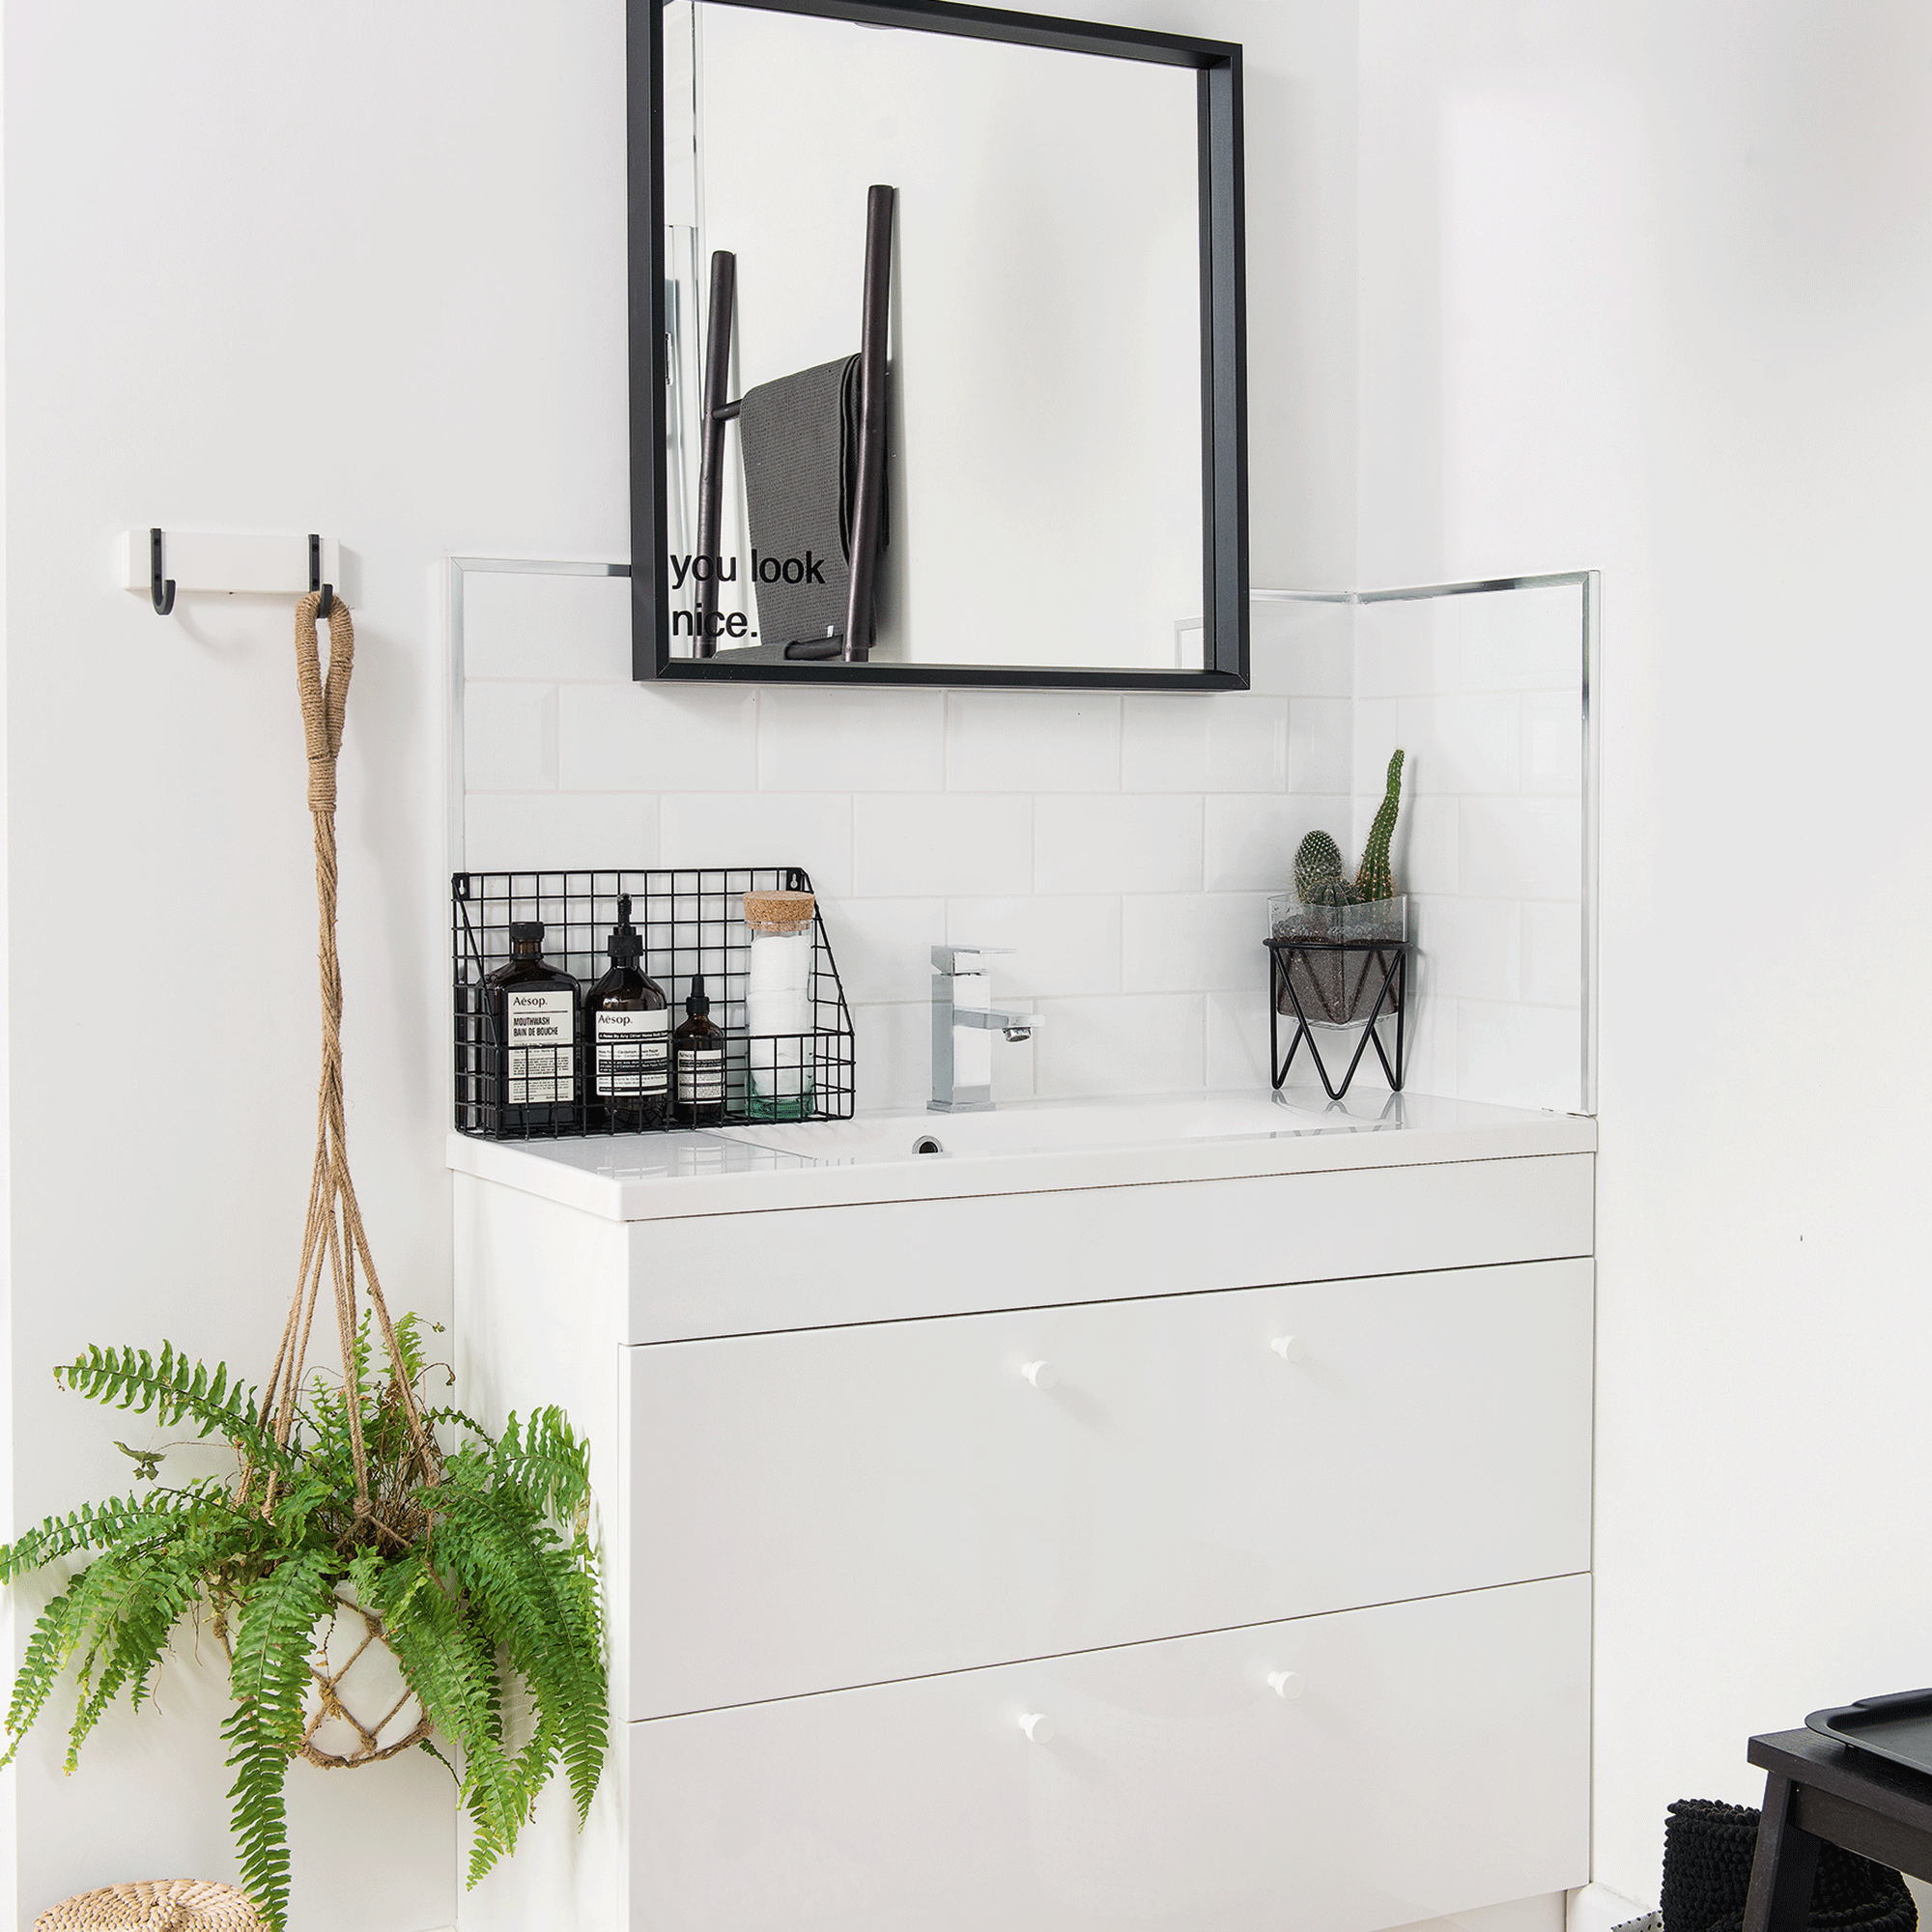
[952, 1006, 1036, 1034]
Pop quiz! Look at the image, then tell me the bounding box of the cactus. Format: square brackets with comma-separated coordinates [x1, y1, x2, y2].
[1354, 750, 1406, 904]
[1293, 830, 1346, 903]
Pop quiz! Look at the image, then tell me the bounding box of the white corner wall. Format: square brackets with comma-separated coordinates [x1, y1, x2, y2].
[1355, 0, 1932, 1908]
[0, 3, 1360, 1928]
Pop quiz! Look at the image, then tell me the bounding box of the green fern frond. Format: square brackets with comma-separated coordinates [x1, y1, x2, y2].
[368, 1550, 529, 1886]
[494, 1408, 592, 1532]
[56, 1345, 279, 1464]
[222, 1548, 335, 1932]
[1, 1593, 72, 1768]
[422, 1405, 495, 1448]
[63, 1540, 209, 1768]
[387, 1313, 432, 1397]
[0, 1486, 227, 1585]
[431, 1481, 607, 1826]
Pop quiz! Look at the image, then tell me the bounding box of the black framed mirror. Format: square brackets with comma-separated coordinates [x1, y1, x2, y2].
[628, 0, 1247, 688]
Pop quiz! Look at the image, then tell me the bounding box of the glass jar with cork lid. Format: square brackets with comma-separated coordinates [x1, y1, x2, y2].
[742, 886, 816, 1122]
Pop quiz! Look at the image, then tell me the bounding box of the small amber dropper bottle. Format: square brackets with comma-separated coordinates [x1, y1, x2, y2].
[672, 975, 726, 1126]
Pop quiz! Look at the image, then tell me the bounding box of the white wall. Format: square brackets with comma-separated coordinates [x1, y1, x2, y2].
[1354, 0, 1932, 1907]
[0, 3, 1361, 1928]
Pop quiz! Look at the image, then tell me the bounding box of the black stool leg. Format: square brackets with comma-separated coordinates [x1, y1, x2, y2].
[1744, 1773, 1823, 1932]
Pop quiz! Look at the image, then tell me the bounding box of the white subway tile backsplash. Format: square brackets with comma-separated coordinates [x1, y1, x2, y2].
[660, 794, 854, 898]
[1458, 582, 1582, 692]
[558, 683, 758, 792]
[854, 793, 1033, 896]
[1394, 794, 1459, 895]
[1522, 689, 1583, 795]
[1288, 697, 1354, 794]
[1205, 794, 1350, 893]
[1351, 697, 1398, 810]
[758, 689, 947, 792]
[945, 897, 1121, 997]
[462, 572, 1587, 1118]
[1460, 797, 1583, 901]
[1396, 692, 1520, 796]
[1411, 895, 1522, 1004]
[1035, 795, 1203, 894]
[850, 1002, 932, 1112]
[815, 896, 946, 1005]
[1355, 596, 1459, 697]
[1120, 694, 1288, 793]
[1522, 900, 1584, 1009]
[1247, 596, 1353, 698]
[1397, 993, 1459, 1098]
[465, 792, 658, 871]
[947, 692, 1121, 792]
[991, 1017, 1039, 1105]
[1456, 999, 1579, 1113]
[1122, 894, 1268, 994]
[462, 569, 632, 682]
[466, 683, 556, 791]
[1206, 988, 1274, 1090]
[1034, 993, 1206, 1098]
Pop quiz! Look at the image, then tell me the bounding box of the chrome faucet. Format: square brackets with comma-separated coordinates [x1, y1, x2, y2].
[930, 945, 1037, 1113]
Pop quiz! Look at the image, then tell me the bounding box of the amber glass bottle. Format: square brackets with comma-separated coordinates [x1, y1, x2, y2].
[483, 922, 581, 1133]
[583, 895, 669, 1132]
[672, 975, 726, 1126]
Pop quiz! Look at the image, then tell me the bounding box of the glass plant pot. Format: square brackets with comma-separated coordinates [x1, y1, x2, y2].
[1266, 893, 1408, 1027]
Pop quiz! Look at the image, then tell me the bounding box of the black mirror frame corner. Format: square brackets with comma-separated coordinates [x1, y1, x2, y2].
[626, 0, 1249, 690]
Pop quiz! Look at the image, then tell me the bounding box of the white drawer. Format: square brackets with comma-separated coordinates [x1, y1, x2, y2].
[623, 1152, 1595, 1340]
[628, 1259, 1592, 1717]
[630, 1573, 1591, 1932]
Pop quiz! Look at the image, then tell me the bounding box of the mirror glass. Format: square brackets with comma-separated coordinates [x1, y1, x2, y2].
[656, 1, 1235, 680]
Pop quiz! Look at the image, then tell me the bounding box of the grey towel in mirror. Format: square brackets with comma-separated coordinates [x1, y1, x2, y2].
[735, 354, 888, 658]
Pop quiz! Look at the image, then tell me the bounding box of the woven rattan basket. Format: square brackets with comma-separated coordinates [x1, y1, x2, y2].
[35, 1879, 268, 1930]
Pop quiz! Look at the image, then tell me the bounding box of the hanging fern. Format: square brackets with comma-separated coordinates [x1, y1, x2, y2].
[0, 1314, 607, 1932]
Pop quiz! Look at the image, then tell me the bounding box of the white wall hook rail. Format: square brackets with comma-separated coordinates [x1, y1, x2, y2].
[119, 529, 341, 614]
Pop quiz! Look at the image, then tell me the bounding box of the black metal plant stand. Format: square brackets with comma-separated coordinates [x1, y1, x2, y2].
[1265, 937, 1408, 1102]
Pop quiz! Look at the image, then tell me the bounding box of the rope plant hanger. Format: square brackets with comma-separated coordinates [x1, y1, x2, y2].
[0, 592, 610, 1931]
[251, 589, 441, 1765]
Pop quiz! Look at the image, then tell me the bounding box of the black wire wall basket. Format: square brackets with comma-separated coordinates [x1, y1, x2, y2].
[452, 867, 856, 1140]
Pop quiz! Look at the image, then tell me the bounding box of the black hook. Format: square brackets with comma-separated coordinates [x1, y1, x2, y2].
[150, 528, 175, 615]
[308, 532, 333, 617]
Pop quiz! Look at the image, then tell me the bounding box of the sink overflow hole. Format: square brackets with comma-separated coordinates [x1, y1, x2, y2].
[913, 1134, 946, 1155]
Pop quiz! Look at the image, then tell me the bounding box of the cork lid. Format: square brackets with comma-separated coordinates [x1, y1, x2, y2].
[742, 889, 815, 935]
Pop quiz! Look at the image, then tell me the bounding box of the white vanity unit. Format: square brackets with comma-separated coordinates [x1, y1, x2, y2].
[448, 1089, 1595, 1932]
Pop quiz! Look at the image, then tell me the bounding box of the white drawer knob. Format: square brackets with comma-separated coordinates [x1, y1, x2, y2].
[1268, 1670, 1305, 1700]
[1270, 1335, 1307, 1363]
[1019, 1712, 1056, 1744]
[1022, 1360, 1058, 1391]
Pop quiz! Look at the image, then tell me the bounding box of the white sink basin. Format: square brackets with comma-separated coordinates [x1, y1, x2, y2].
[716, 1091, 1383, 1166]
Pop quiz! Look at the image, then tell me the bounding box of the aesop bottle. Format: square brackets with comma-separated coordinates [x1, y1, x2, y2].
[583, 895, 669, 1132]
[484, 922, 581, 1132]
[672, 975, 726, 1126]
